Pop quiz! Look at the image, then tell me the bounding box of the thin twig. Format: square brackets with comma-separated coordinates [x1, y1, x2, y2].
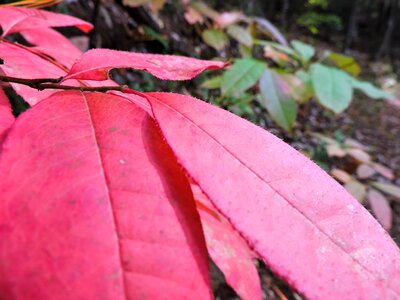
[0, 75, 126, 92]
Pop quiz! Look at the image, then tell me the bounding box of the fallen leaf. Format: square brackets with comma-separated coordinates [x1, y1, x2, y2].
[326, 144, 347, 157]
[345, 180, 367, 202]
[344, 138, 368, 150]
[346, 148, 371, 164]
[356, 164, 376, 179]
[368, 189, 392, 231]
[371, 182, 400, 201]
[331, 169, 353, 183]
[371, 163, 395, 181]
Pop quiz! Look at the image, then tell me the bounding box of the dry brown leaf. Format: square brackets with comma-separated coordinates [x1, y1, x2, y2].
[326, 144, 347, 158]
[331, 169, 353, 183]
[346, 148, 371, 164]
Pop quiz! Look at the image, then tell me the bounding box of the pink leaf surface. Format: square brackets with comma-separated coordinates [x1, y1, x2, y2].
[0, 7, 93, 36]
[63, 49, 228, 81]
[0, 88, 14, 141]
[191, 184, 262, 300]
[0, 42, 116, 105]
[0, 91, 211, 299]
[20, 28, 83, 68]
[0, 41, 68, 105]
[144, 92, 400, 299]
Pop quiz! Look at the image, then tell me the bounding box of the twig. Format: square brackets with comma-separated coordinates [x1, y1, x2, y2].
[0, 75, 126, 92]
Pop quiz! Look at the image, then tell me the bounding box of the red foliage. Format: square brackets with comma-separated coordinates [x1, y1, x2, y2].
[0, 7, 399, 300]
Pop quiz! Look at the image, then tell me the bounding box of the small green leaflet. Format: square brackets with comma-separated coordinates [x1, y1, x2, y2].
[221, 58, 265, 96]
[291, 40, 315, 63]
[227, 25, 253, 48]
[201, 76, 222, 89]
[350, 78, 394, 100]
[201, 29, 229, 51]
[310, 63, 353, 113]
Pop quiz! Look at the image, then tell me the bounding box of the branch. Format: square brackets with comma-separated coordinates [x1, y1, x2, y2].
[0, 75, 127, 92]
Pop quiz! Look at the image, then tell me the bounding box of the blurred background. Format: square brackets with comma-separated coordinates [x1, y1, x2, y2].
[2, 0, 400, 299]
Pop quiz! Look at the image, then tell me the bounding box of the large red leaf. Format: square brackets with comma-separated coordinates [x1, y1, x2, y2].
[20, 27, 83, 68]
[63, 49, 228, 81]
[191, 184, 262, 300]
[0, 91, 211, 299]
[0, 88, 14, 142]
[0, 7, 93, 36]
[144, 92, 400, 299]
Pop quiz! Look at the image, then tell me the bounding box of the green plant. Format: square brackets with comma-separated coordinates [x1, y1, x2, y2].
[203, 39, 393, 132]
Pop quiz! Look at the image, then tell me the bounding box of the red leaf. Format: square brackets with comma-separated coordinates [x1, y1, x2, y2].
[0, 88, 14, 141]
[0, 91, 211, 299]
[191, 184, 262, 300]
[0, 7, 93, 36]
[144, 92, 400, 299]
[0, 41, 68, 105]
[20, 28, 83, 68]
[63, 49, 228, 81]
[0, 42, 116, 105]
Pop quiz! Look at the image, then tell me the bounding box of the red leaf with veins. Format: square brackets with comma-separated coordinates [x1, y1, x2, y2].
[0, 41, 69, 105]
[144, 92, 400, 300]
[0, 7, 92, 36]
[20, 28, 83, 68]
[0, 91, 211, 300]
[0, 88, 14, 142]
[0, 42, 117, 105]
[192, 184, 262, 300]
[64, 49, 228, 81]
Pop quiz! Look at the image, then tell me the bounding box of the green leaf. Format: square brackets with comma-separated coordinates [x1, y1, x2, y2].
[291, 40, 315, 63]
[259, 69, 298, 131]
[227, 25, 253, 48]
[350, 78, 395, 100]
[201, 29, 229, 51]
[327, 52, 361, 76]
[221, 58, 265, 96]
[239, 44, 252, 58]
[201, 76, 222, 89]
[310, 63, 353, 113]
[143, 26, 169, 49]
